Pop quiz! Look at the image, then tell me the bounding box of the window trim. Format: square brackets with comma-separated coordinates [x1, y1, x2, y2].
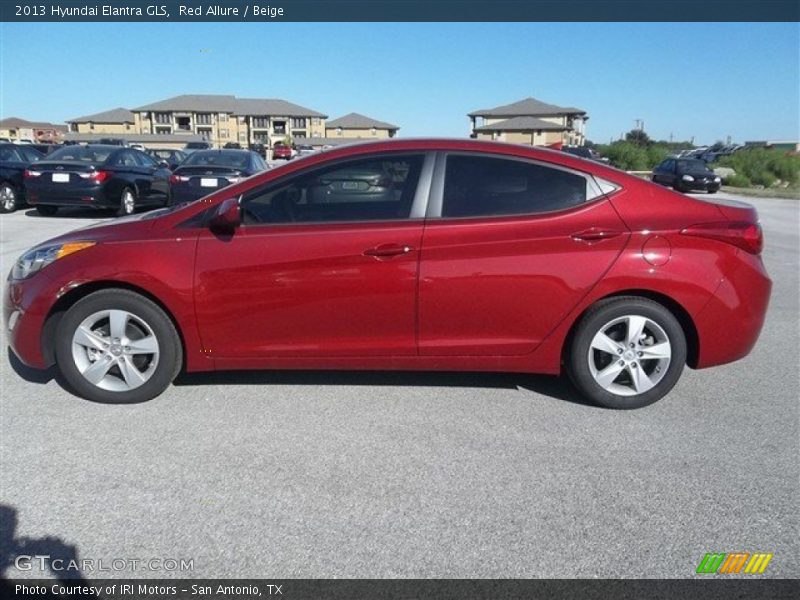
[238, 151, 436, 228]
[426, 151, 613, 220]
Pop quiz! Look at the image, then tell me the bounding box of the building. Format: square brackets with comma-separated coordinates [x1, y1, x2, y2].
[325, 113, 399, 139]
[131, 94, 327, 149]
[468, 97, 588, 147]
[66, 108, 136, 135]
[62, 132, 206, 150]
[0, 117, 67, 143]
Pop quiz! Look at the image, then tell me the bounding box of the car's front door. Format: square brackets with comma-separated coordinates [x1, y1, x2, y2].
[418, 153, 629, 356]
[193, 152, 432, 358]
[133, 150, 170, 203]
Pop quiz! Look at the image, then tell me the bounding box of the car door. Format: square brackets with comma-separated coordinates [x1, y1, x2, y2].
[0, 145, 28, 193]
[418, 152, 629, 356]
[193, 151, 434, 358]
[133, 150, 171, 204]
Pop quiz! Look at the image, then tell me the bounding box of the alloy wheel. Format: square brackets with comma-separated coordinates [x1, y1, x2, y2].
[71, 309, 160, 392]
[587, 315, 672, 397]
[0, 185, 16, 211]
[121, 189, 135, 215]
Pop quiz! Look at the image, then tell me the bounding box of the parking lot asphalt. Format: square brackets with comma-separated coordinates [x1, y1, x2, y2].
[1, 193, 798, 579]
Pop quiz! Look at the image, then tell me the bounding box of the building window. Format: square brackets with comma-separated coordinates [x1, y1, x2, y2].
[197, 127, 212, 139]
[220, 129, 229, 139]
[219, 113, 228, 122]
[291, 117, 306, 129]
[273, 121, 286, 135]
[156, 127, 170, 135]
[336, 127, 342, 136]
[294, 131, 306, 138]
[155, 112, 171, 124]
[125, 123, 131, 131]
[371, 127, 377, 136]
[176, 116, 191, 131]
[239, 132, 247, 142]
[253, 132, 269, 143]
[89, 123, 94, 130]
[197, 113, 212, 125]
[312, 117, 321, 126]
[252, 117, 269, 129]
[70, 123, 78, 132]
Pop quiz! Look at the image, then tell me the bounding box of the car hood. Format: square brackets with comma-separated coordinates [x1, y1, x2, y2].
[33, 212, 162, 249]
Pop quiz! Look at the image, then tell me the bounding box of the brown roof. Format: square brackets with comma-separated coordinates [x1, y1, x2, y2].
[469, 97, 586, 118]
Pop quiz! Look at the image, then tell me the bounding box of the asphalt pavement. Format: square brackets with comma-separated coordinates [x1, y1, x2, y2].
[0, 192, 797, 579]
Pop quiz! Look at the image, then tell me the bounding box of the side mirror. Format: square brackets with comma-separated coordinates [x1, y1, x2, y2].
[158, 160, 170, 169]
[209, 197, 241, 233]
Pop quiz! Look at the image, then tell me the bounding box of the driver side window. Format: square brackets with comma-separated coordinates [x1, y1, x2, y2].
[241, 154, 424, 225]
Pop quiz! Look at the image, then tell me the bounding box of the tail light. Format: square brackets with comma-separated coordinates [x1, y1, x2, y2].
[170, 174, 189, 185]
[681, 221, 763, 254]
[78, 170, 111, 183]
[24, 169, 42, 178]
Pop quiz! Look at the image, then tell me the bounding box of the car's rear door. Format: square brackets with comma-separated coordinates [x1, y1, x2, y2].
[193, 151, 434, 358]
[418, 152, 629, 356]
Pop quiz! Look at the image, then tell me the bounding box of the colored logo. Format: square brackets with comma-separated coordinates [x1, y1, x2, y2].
[696, 552, 773, 574]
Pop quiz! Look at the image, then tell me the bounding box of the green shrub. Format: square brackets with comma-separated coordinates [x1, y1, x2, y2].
[716, 149, 800, 187]
[724, 173, 751, 188]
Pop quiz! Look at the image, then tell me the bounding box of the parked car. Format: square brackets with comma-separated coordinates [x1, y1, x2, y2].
[296, 144, 317, 157]
[184, 141, 212, 153]
[249, 143, 267, 158]
[30, 143, 61, 156]
[223, 142, 242, 149]
[23, 144, 172, 216]
[651, 158, 721, 193]
[0, 143, 44, 213]
[169, 149, 268, 205]
[561, 146, 609, 163]
[4, 139, 770, 408]
[272, 142, 293, 160]
[97, 138, 128, 147]
[146, 148, 187, 170]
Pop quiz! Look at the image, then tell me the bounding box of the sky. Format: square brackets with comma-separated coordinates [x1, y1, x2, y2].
[1, 22, 798, 145]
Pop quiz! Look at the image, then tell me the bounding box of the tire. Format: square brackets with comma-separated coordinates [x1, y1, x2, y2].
[54, 289, 182, 403]
[0, 182, 18, 213]
[566, 297, 687, 409]
[35, 205, 58, 216]
[118, 187, 137, 217]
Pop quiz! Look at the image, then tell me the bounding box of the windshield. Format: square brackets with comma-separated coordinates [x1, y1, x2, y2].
[678, 159, 708, 171]
[182, 151, 250, 169]
[46, 146, 114, 163]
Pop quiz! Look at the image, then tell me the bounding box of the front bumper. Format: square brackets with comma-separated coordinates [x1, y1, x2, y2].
[682, 179, 721, 192]
[4, 271, 61, 369]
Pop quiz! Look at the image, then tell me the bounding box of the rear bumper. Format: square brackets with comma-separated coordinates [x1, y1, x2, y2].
[694, 250, 771, 368]
[27, 185, 111, 208]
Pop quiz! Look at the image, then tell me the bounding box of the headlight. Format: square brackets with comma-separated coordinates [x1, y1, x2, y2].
[681, 174, 695, 182]
[714, 176, 721, 182]
[12, 241, 95, 280]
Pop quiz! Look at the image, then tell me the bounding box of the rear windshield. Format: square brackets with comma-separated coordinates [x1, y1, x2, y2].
[47, 146, 114, 163]
[182, 151, 250, 168]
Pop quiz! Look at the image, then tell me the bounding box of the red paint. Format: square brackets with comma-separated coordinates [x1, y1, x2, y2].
[5, 139, 771, 378]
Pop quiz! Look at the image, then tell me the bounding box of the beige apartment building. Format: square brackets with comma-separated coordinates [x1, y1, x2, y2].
[132, 94, 326, 148]
[325, 113, 399, 139]
[0, 117, 66, 143]
[67, 108, 136, 135]
[65, 95, 328, 149]
[469, 97, 588, 147]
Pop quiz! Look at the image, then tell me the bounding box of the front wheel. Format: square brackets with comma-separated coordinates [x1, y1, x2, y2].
[0, 182, 18, 213]
[567, 297, 687, 409]
[55, 289, 182, 403]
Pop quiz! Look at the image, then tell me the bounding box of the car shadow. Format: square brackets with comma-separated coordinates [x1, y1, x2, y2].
[174, 369, 596, 407]
[23, 207, 114, 219]
[7, 346, 594, 408]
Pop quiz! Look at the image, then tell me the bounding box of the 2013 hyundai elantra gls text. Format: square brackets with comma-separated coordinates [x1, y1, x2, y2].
[4, 139, 771, 408]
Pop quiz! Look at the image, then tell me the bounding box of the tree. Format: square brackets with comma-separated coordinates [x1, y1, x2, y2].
[625, 129, 651, 147]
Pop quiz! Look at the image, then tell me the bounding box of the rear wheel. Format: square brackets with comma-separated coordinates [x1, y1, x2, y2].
[55, 289, 182, 403]
[118, 187, 136, 216]
[35, 205, 58, 216]
[567, 297, 687, 409]
[0, 182, 18, 213]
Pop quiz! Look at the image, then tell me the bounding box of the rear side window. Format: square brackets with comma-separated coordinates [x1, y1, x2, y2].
[442, 155, 589, 218]
[242, 154, 424, 225]
[0, 146, 23, 162]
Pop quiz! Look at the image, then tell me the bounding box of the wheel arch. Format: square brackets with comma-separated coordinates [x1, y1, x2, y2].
[561, 289, 700, 369]
[41, 280, 187, 370]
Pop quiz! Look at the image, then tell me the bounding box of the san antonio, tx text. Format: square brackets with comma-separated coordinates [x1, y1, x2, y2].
[16, 583, 279, 597]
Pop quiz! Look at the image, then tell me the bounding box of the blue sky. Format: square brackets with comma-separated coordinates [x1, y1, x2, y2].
[1, 22, 798, 144]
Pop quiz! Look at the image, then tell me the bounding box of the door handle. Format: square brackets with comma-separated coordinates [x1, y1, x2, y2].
[571, 228, 625, 243]
[363, 244, 413, 258]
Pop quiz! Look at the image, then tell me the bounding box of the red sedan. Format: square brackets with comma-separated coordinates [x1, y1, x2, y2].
[4, 139, 771, 408]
